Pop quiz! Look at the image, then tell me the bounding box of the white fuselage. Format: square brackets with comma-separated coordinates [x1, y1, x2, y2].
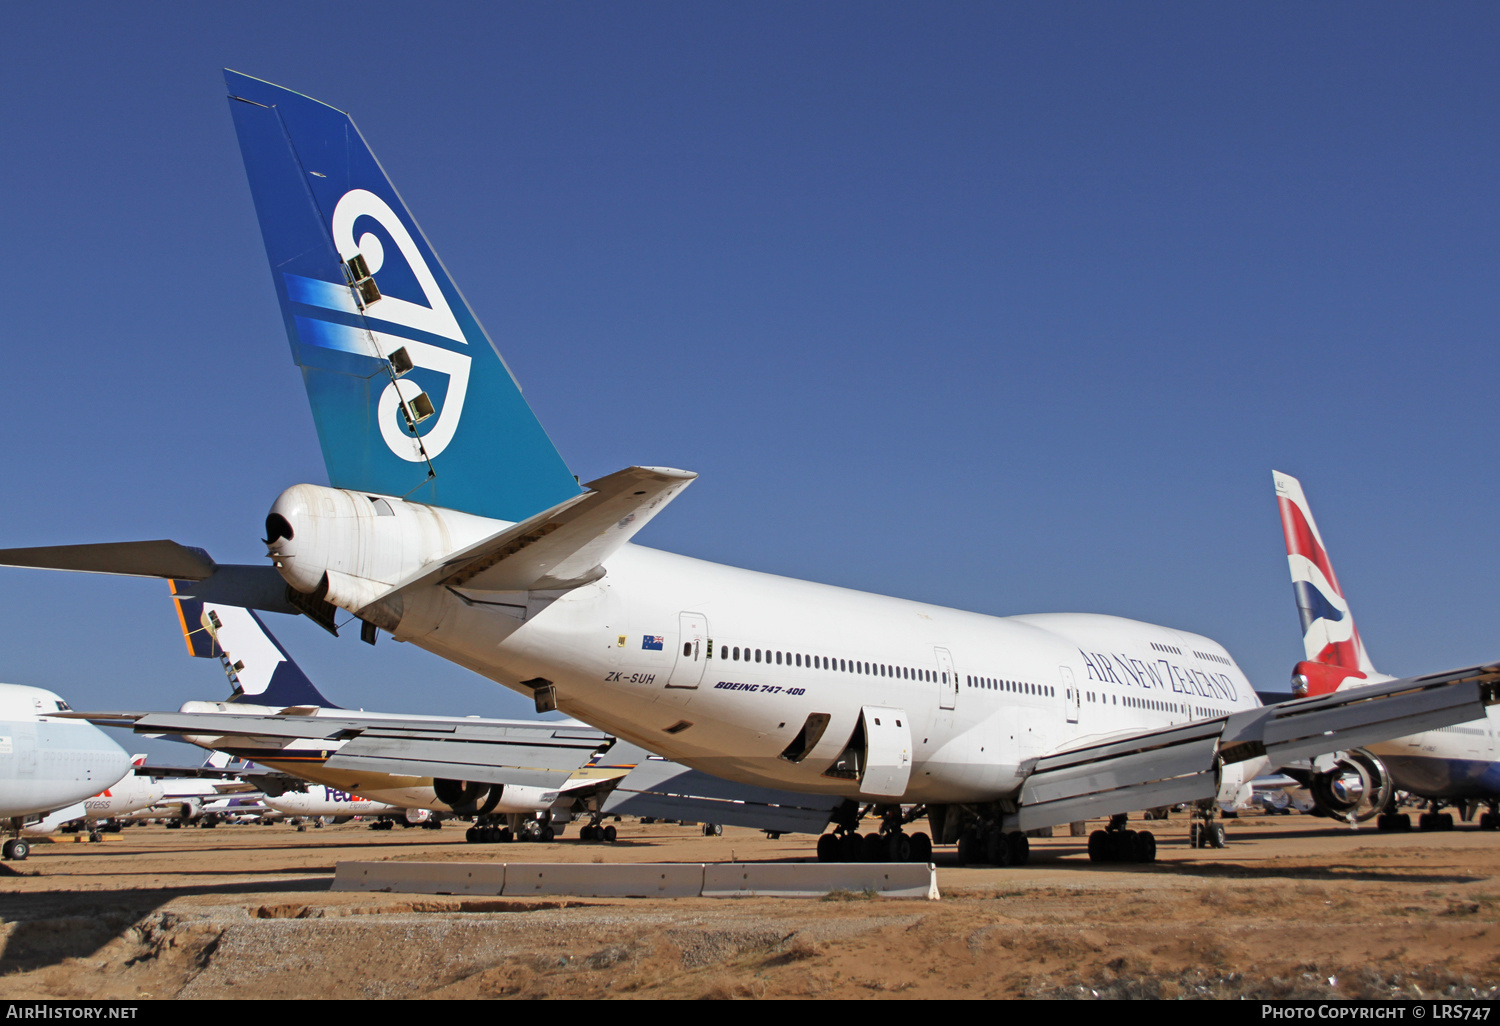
[269, 486, 1263, 805]
[263, 785, 400, 818]
[0, 685, 131, 819]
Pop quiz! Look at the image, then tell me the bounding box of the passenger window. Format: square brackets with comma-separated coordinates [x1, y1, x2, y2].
[755, 649, 762, 663]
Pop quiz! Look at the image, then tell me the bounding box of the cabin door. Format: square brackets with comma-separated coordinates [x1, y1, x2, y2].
[665, 612, 710, 689]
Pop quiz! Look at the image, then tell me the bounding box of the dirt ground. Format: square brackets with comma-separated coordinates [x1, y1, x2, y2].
[3, 811, 1500, 1000]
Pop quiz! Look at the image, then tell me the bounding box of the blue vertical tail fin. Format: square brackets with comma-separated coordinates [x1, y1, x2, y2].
[170, 580, 340, 708]
[224, 70, 581, 522]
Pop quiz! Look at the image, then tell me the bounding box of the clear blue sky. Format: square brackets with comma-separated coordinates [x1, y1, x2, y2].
[2, 4, 1497, 759]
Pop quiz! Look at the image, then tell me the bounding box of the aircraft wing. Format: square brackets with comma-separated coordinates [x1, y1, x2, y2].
[73, 709, 614, 790]
[1011, 660, 1500, 833]
[129, 760, 308, 797]
[598, 743, 849, 835]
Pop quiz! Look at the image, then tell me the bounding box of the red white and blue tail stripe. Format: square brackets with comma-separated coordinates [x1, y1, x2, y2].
[1274, 471, 1382, 695]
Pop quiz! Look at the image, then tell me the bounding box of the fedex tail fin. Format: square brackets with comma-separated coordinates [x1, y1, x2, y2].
[170, 580, 340, 708]
[224, 70, 581, 523]
[1273, 471, 1385, 695]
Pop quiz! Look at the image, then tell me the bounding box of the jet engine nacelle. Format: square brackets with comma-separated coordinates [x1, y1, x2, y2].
[486, 784, 561, 814]
[1307, 748, 1392, 822]
[1290, 660, 1367, 698]
[264, 484, 505, 616]
[433, 778, 560, 815]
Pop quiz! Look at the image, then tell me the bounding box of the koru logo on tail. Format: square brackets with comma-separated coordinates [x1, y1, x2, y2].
[332, 189, 472, 462]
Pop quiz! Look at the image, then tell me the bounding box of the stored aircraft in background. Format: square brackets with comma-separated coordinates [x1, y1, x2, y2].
[1275, 471, 1500, 831]
[0, 684, 130, 859]
[24, 755, 165, 840]
[4, 71, 1498, 868]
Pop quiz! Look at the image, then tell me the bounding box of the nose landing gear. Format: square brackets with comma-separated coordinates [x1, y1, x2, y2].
[2, 818, 29, 861]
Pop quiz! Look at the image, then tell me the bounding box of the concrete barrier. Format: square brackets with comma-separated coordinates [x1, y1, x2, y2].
[702, 862, 938, 900]
[501, 863, 705, 898]
[330, 861, 939, 899]
[331, 860, 507, 895]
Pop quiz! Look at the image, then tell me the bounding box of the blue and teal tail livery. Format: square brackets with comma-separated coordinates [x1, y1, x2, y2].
[170, 580, 339, 708]
[224, 70, 581, 523]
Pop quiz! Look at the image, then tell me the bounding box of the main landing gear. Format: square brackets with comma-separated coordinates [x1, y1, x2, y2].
[957, 824, 1030, 867]
[815, 804, 933, 864]
[1088, 813, 1158, 864]
[579, 817, 618, 843]
[466, 812, 566, 844]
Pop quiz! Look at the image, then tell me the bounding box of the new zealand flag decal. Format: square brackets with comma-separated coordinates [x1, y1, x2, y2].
[642, 635, 665, 651]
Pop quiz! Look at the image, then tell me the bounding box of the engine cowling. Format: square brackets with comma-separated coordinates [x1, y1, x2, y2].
[432, 778, 487, 812]
[485, 784, 562, 815]
[264, 484, 505, 617]
[1290, 660, 1367, 698]
[432, 780, 559, 815]
[1307, 748, 1392, 822]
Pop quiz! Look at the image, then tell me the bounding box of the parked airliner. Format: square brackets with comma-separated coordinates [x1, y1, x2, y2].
[0, 684, 130, 859]
[2, 72, 1494, 867]
[1275, 471, 1500, 831]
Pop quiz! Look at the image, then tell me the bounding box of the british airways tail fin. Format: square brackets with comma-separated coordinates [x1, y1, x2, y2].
[170, 580, 340, 708]
[224, 70, 581, 523]
[1273, 471, 1383, 696]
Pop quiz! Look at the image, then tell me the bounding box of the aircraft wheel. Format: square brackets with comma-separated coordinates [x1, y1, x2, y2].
[1088, 829, 1109, 863]
[860, 832, 886, 863]
[5, 839, 28, 861]
[843, 832, 866, 862]
[465, 827, 479, 843]
[1441, 813, 1455, 831]
[1, 840, 12, 860]
[1133, 830, 1156, 864]
[88, 831, 102, 843]
[1208, 823, 1227, 849]
[580, 825, 595, 842]
[540, 826, 554, 842]
[889, 832, 912, 864]
[602, 825, 616, 843]
[1006, 831, 1030, 867]
[1480, 813, 1499, 831]
[817, 833, 840, 862]
[984, 829, 1007, 866]
[908, 832, 932, 864]
[1419, 812, 1437, 831]
[956, 831, 978, 866]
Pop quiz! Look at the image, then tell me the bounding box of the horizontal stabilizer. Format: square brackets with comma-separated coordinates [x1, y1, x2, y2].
[0, 540, 216, 579]
[0, 543, 300, 616]
[600, 743, 845, 835]
[363, 466, 695, 612]
[1014, 660, 1500, 833]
